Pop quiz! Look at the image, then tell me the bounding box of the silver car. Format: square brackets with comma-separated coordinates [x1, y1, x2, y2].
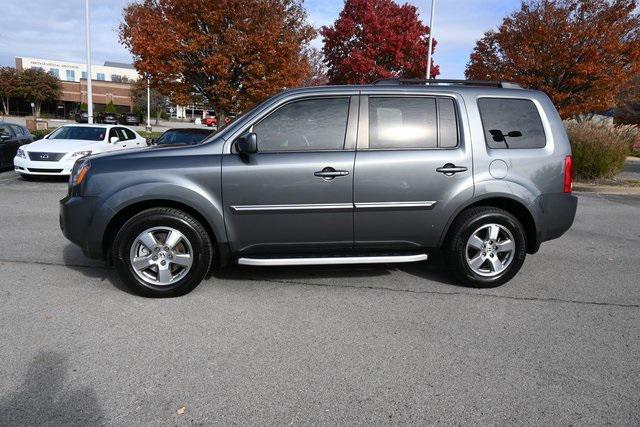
[60, 79, 577, 297]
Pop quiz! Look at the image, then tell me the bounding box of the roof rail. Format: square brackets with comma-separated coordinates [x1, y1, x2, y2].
[373, 78, 522, 89]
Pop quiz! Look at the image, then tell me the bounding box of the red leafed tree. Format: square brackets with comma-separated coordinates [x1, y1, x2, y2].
[466, 0, 640, 119]
[320, 0, 439, 84]
[120, 0, 315, 123]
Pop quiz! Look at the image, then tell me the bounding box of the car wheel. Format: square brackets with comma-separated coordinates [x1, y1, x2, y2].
[445, 206, 526, 287]
[112, 207, 213, 297]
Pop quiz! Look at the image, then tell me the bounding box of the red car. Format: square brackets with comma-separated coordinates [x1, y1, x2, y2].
[202, 116, 218, 127]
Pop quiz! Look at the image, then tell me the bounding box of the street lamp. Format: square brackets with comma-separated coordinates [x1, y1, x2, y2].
[426, 0, 436, 80]
[146, 76, 152, 131]
[85, 0, 93, 123]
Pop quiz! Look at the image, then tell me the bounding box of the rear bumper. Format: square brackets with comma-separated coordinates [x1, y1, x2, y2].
[538, 193, 578, 243]
[59, 195, 104, 259]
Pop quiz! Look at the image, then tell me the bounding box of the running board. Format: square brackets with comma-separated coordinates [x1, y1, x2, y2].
[237, 253, 428, 266]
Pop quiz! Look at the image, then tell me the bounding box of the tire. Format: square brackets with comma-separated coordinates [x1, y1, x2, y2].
[444, 206, 526, 287]
[112, 207, 213, 297]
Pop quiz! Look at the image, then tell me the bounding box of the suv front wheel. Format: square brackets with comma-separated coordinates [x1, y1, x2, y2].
[445, 207, 527, 287]
[112, 207, 213, 297]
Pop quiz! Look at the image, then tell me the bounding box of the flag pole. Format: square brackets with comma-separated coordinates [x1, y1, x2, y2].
[85, 0, 93, 123]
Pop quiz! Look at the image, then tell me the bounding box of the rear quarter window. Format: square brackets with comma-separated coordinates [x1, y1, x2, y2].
[478, 98, 546, 149]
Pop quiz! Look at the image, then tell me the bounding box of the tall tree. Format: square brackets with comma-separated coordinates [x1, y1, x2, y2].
[120, 0, 315, 124]
[320, 0, 439, 84]
[18, 68, 61, 117]
[0, 67, 19, 115]
[466, 0, 640, 119]
[130, 78, 167, 125]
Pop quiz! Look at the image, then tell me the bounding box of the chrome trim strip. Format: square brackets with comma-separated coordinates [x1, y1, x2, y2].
[354, 201, 437, 209]
[237, 254, 428, 266]
[230, 203, 353, 212]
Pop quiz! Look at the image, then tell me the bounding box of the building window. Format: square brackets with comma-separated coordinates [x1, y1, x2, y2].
[49, 68, 59, 78]
[66, 70, 75, 81]
[81, 71, 87, 80]
[96, 73, 105, 81]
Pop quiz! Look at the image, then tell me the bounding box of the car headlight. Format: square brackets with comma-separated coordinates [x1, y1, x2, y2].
[16, 148, 26, 159]
[71, 150, 92, 158]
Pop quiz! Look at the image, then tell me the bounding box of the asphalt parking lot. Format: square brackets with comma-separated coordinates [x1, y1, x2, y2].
[0, 170, 638, 425]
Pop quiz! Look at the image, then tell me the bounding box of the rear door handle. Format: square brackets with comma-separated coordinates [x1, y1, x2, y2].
[436, 163, 468, 176]
[314, 167, 350, 180]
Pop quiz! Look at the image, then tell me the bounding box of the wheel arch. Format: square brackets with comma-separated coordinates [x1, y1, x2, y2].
[102, 198, 226, 264]
[439, 194, 540, 254]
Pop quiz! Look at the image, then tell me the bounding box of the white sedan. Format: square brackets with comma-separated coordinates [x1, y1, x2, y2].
[14, 124, 147, 177]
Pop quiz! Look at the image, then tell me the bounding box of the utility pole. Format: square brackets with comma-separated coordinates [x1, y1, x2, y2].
[85, 0, 93, 123]
[426, 0, 436, 80]
[146, 76, 152, 131]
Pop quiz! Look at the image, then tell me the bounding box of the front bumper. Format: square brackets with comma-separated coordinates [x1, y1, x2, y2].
[60, 195, 104, 259]
[14, 156, 76, 176]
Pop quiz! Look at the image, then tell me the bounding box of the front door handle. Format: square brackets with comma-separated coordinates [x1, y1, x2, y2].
[314, 167, 350, 180]
[436, 163, 468, 176]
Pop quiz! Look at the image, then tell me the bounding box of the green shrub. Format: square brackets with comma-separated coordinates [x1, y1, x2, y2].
[565, 121, 637, 179]
[137, 131, 163, 140]
[31, 128, 56, 140]
[105, 100, 117, 114]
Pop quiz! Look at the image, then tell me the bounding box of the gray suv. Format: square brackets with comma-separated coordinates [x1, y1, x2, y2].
[60, 79, 577, 297]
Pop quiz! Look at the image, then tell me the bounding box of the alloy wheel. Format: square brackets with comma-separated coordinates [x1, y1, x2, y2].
[465, 223, 515, 277]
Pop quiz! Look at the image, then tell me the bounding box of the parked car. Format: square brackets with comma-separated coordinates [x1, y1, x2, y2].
[74, 110, 89, 123]
[202, 116, 217, 128]
[151, 128, 215, 146]
[15, 124, 146, 177]
[119, 112, 140, 126]
[96, 112, 119, 125]
[0, 123, 33, 169]
[60, 79, 578, 297]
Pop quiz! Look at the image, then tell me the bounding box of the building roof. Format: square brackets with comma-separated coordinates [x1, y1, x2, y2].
[103, 61, 135, 70]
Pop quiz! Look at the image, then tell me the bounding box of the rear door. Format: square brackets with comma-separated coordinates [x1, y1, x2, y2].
[353, 94, 473, 249]
[222, 95, 358, 254]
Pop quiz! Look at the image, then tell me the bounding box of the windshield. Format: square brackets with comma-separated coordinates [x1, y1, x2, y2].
[48, 126, 106, 141]
[155, 130, 212, 145]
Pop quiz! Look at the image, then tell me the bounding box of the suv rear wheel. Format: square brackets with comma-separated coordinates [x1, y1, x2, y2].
[445, 207, 526, 287]
[112, 207, 213, 297]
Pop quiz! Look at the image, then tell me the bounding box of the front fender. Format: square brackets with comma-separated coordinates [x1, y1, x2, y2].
[89, 182, 227, 254]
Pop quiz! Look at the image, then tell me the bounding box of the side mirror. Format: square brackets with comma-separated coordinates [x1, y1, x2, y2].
[147, 138, 155, 146]
[110, 136, 120, 143]
[235, 132, 258, 154]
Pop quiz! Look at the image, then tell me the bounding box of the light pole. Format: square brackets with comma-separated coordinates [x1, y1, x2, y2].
[146, 76, 152, 131]
[426, 0, 436, 80]
[84, 0, 93, 123]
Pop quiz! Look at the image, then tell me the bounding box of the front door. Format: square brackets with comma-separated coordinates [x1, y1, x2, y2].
[353, 94, 473, 249]
[222, 96, 358, 254]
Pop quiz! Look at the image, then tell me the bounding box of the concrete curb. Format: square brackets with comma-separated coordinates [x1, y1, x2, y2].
[573, 184, 640, 195]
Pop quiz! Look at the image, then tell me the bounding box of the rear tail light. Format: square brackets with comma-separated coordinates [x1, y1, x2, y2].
[564, 155, 573, 193]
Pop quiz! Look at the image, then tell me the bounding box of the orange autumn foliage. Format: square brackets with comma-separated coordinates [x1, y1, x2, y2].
[120, 0, 315, 122]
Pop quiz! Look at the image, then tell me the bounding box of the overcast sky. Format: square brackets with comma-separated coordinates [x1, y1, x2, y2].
[1, 0, 521, 78]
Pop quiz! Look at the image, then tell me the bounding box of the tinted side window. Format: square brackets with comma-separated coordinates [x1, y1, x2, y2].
[478, 98, 546, 149]
[9, 124, 25, 136]
[0, 124, 15, 138]
[122, 128, 136, 140]
[438, 98, 458, 148]
[253, 97, 350, 152]
[369, 97, 437, 149]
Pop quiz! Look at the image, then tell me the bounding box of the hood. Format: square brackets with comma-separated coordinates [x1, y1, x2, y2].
[23, 138, 105, 153]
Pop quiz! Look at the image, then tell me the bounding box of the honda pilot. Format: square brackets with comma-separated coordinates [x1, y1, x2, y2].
[60, 79, 578, 297]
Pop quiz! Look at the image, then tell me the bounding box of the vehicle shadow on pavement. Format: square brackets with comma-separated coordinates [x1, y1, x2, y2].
[62, 244, 138, 296]
[0, 351, 104, 426]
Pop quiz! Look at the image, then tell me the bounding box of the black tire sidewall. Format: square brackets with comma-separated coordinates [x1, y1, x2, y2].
[113, 211, 211, 297]
[450, 210, 526, 287]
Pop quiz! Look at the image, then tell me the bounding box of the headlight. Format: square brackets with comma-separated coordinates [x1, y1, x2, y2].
[17, 148, 26, 159]
[70, 150, 92, 158]
[71, 160, 91, 187]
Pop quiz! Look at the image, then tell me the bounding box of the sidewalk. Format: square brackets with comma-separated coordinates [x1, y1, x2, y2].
[573, 157, 640, 195]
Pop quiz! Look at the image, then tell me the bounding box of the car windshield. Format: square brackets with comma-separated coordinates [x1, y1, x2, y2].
[155, 130, 211, 145]
[48, 126, 106, 141]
